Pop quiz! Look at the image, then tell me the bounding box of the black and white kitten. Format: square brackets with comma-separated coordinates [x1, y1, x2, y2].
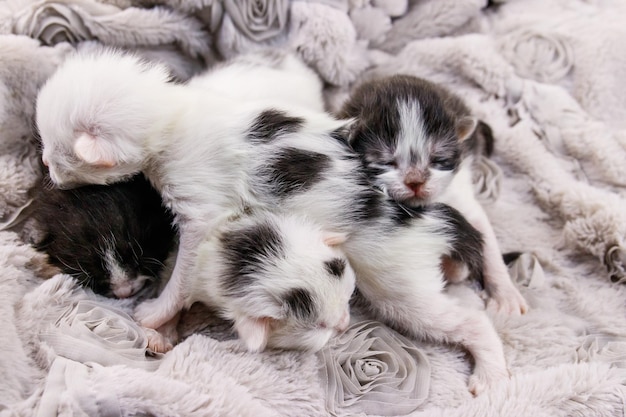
[26, 174, 176, 298]
[36, 50, 508, 395]
[339, 74, 528, 315]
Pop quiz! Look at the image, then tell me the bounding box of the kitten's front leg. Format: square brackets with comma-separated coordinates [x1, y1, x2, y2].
[470, 205, 529, 315]
[134, 225, 202, 329]
[442, 173, 528, 315]
[358, 277, 510, 396]
[144, 312, 181, 353]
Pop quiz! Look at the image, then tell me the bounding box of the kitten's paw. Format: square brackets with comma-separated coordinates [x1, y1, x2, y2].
[134, 298, 170, 329]
[144, 328, 174, 353]
[487, 282, 529, 316]
[468, 367, 510, 396]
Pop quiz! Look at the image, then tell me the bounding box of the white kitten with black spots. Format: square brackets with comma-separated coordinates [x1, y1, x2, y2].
[191, 211, 355, 353]
[145, 210, 356, 354]
[37, 50, 508, 395]
[339, 74, 528, 316]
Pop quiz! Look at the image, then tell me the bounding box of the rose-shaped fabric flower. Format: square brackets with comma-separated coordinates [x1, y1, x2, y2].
[222, 0, 288, 42]
[318, 320, 430, 416]
[40, 300, 161, 370]
[500, 29, 574, 83]
[13, 2, 93, 45]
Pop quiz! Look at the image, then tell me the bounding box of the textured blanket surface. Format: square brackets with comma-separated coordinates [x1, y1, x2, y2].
[1, 1, 626, 416]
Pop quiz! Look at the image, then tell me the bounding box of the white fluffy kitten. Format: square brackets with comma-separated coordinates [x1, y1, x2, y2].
[339, 75, 529, 315]
[37, 50, 508, 395]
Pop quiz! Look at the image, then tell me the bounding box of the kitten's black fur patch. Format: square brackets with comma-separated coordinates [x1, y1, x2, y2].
[432, 203, 485, 285]
[340, 75, 493, 175]
[340, 75, 458, 154]
[348, 159, 388, 222]
[263, 147, 330, 197]
[247, 109, 304, 144]
[220, 220, 285, 297]
[388, 202, 427, 227]
[29, 175, 176, 297]
[283, 288, 316, 321]
[352, 188, 385, 222]
[329, 126, 350, 145]
[325, 258, 346, 278]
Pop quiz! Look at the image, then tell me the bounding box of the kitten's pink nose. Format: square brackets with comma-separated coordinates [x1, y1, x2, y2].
[335, 309, 350, 333]
[405, 181, 424, 195]
[112, 284, 134, 298]
[42, 156, 49, 167]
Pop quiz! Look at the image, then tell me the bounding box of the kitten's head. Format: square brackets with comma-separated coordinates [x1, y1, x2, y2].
[36, 49, 171, 189]
[217, 213, 356, 353]
[31, 176, 176, 298]
[341, 75, 478, 206]
[38, 227, 169, 298]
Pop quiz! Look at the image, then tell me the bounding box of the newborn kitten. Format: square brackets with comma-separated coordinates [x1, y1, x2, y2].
[339, 75, 528, 315]
[190, 211, 355, 353]
[36, 50, 508, 395]
[26, 174, 176, 298]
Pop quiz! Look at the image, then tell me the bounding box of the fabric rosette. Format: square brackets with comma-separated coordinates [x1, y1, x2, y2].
[318, 320, 430, 416]
[222, 0, 289, 42]
[500, 28, 573, 83]
[13, 2, 93, 45]
[40, 299, 161, 370]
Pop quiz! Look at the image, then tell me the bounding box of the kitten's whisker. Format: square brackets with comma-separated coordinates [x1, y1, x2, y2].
[129, 237, 142, 262]
[133, 238, 144, 257]
[397, 202, 415, 218]
[76, 261, 91, 279]
[56, 257, 80, 272]
[43, 175, 55, 190]
[142, 257, 165, 268]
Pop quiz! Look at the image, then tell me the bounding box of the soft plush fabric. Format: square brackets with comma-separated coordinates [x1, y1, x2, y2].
[0, 1, 625, 416]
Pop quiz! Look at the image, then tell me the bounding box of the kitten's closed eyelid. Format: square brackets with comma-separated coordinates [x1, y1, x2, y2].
[431, 157, 453, 170]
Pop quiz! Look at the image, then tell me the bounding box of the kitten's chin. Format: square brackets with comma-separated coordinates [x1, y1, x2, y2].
[389, 191, 431, 207]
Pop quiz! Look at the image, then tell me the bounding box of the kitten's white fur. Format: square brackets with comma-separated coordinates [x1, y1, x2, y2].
[187, 50, 325, 112]
[37, 50, 509, 395]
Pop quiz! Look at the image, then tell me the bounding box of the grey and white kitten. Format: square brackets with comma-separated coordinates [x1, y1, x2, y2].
[36, 50, 508, 395]
[339, 74, 528, 315]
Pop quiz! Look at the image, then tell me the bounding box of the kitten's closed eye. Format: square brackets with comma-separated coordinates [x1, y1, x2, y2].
[431, 157, 454, 170]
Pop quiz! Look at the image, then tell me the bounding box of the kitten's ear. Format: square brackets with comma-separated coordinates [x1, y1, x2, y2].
[455, 116, 478, 142]
[235, 316, 273, 352]
[73, 133, 117, 168]
[341, 119, 359, 144]
[322, 231, 348, 247]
